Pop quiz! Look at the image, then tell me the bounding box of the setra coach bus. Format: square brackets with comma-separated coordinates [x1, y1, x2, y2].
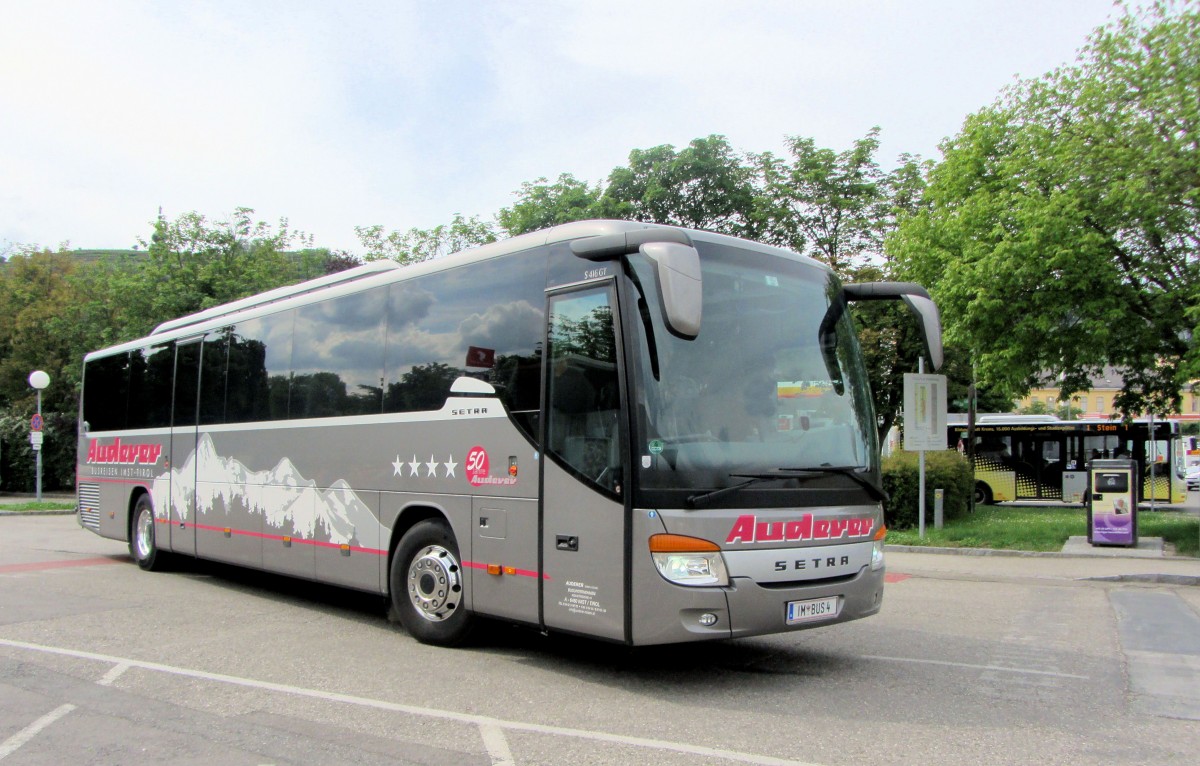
[77, 220, 942, 646]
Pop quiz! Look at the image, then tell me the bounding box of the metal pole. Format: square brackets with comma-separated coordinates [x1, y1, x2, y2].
[1148, 413, 1155, 513]
[918, 357, 926, 539]
[35, 388, 42, 503]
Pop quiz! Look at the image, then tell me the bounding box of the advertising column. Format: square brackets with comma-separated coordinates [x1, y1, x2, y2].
[1087, 458, 1137, 547]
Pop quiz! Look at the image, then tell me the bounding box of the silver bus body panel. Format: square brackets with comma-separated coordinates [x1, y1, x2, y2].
[78, 398, 539, 606]
[539, 458, 627, 642]
[625, 504, 885, 645]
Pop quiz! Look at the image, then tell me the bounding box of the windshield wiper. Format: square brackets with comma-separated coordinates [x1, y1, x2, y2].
[776, 464, 889, 503]
[686, 465, 887, 509]
[687, 476, 774, 508]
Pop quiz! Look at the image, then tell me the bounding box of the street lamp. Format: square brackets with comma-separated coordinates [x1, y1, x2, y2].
[28, 370, 49, 502]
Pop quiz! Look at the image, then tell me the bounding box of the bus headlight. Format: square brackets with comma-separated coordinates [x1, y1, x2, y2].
[871, 525, 887, 571]
[649, 534, 729, 587]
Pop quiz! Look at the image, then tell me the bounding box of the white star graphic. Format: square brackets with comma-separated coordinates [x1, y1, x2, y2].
[426, 455, 439, 477]
[409, 455, 421, 476]
[392, 455, 405, 476]
[444, 455, 457, 478]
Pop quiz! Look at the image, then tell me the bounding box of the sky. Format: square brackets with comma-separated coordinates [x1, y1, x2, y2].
[1, 0, 1122, 256]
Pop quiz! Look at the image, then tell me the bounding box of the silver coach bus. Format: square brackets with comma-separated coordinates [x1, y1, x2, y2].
[77, 220, 942, 646]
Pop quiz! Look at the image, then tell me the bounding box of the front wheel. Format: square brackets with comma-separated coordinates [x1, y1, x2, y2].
[390, 520, 473, 646]
[129, 494, 169, 571]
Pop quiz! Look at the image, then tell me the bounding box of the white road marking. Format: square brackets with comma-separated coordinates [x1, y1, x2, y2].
[0, 638, 821, 766]
[860, 653, 1089, 679]
[0, 703, 75, 760]
[97, 662, 131, 686]
[479, 723, 515, 766]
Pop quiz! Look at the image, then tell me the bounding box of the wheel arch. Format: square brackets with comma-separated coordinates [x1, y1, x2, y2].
[386, 503, 453, 594]
[126, 486, 152, 542]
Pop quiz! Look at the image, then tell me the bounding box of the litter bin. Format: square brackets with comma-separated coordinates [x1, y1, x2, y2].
[1087, 458, 1137, 547]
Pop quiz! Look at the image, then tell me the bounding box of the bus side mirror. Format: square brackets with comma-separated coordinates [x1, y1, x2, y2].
[824, 282, 944, 371]
[640, 241, 702, 340]
[896, 291, 944, 371]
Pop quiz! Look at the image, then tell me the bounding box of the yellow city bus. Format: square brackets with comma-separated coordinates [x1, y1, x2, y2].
[948, 415, 1187, 506]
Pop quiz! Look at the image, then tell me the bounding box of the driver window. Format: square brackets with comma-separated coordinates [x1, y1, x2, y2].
[546, 288, 622, 495]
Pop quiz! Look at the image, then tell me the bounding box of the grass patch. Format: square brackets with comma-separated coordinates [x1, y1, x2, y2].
[887, 505, 1199, 557]
[0, 501, 76, 512]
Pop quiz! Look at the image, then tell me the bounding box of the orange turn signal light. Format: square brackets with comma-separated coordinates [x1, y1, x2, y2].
[648, 533, 721, 553]
[874, 525, 887, 541]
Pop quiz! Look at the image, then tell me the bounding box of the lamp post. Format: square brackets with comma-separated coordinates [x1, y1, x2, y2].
[28, 370, 49, 502]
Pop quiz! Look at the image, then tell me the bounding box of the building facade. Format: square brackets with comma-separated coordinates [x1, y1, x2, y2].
[1016, 367, 1200, 421]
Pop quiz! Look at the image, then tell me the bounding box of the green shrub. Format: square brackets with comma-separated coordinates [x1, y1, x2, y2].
[881, 450, 972, 530]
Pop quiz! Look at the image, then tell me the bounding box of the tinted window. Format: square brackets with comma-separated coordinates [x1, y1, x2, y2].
[546, 287, 621, 494]
[291, 287, 386, 418]
[83, 353, 130, 432]
[173, 341, 201, 427]
[383, 251, 545, 441]
[226, 311, 293, 422]
[198, 331, 230, 425]
[127, 344, 174, 429]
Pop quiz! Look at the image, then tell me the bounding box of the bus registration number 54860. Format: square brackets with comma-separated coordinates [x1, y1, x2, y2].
[786, 596, 841, 625]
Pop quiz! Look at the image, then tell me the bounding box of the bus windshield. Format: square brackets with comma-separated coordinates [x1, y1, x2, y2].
[627, 240, 878, 500]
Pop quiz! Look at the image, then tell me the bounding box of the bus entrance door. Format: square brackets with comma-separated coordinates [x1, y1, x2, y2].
[539, 285, 628, 642]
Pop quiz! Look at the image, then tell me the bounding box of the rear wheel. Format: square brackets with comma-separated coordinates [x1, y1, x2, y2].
[129, 494, 169, 571]
[390, 520, 473, 646]
[973, 481, 994, 506]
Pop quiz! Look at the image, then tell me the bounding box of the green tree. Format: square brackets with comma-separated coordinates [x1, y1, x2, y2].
[0, 248, 113, 490]
[0, 249, 96, 411]
[754, 128, 893, 272]
[891, 2, 1200, 416]
[498, 173, 603, 235]
[356, 213, 497, 264]
[115, 208, 310, 337]
[600, 135, 758, 235]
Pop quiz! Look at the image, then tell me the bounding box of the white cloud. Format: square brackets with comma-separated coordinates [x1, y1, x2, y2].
[1, 0, 1118, 253]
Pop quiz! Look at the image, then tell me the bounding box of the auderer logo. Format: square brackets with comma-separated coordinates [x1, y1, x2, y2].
[87, 438, 163, 466]
[725, 513, 874, 544]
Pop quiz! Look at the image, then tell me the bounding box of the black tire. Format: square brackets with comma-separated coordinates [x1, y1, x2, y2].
[973, 482, 994, 506]
[390, 520, 473, 646]
[129, 494, 169, 571]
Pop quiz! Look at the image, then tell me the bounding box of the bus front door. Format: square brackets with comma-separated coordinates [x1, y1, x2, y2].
[540, 285, 628, 642]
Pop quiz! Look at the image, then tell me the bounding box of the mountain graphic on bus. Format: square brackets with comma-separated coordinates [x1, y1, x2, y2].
[151, 433, 383, 549]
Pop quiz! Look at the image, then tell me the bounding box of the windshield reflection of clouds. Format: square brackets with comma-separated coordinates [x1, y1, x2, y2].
[223, 256, 547, 418]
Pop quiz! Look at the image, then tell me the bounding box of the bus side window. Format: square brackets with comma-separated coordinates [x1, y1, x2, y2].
[83, 352, 131, 432]
[546, 289, 621, 493]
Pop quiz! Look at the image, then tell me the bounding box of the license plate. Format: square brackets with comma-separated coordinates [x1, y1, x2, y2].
[786, 596, 841, 625]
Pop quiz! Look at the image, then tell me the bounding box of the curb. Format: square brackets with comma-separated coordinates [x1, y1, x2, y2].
[886, 543, 1200, 587]
[885, 544, 1132, 559]
[0, 509, 77, 517]
[1082, 573, 1200, 586]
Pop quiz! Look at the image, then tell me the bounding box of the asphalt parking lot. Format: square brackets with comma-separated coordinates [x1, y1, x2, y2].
[2, 513, 1199, 765]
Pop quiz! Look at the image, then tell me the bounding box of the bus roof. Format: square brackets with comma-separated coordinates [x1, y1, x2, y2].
[85, 220, 829, 362]
[947, 414, 1179, 430]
